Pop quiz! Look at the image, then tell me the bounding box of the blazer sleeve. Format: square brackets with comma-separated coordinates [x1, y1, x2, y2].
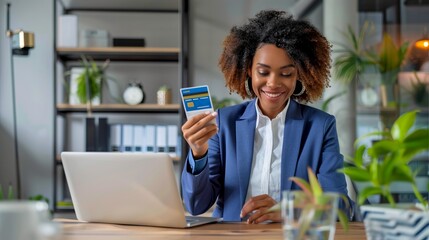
[181, 118, 223, 216]
[318, 116, 355, 219]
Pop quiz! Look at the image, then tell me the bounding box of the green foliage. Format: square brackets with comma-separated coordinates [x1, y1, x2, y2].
[334, 22, 374, 84]
[340, 110, 429, 208]
[321, 91, 347, 112]
[334, 22, 409, 86]
[211, 96, 239, 110]
[409, 72, 429, 106]
[28, 194, 49, 205]
[0, 184, 14, 200]
[267, 168, 349, 233]
[0, 184, 49, 205]
[366, 34, 409, 85]
[76, 55, 108, 104]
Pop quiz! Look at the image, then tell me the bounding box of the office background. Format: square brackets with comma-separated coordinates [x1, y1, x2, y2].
[0, 0, 428, 209]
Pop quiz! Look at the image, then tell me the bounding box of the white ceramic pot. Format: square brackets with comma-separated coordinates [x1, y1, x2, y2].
[360, 204, 429, 240]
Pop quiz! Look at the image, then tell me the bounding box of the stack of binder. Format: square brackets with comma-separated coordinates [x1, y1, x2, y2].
[109, 124, 180, 158]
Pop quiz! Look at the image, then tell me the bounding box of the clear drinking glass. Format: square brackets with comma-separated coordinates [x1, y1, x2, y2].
[282, 191, 339, 240]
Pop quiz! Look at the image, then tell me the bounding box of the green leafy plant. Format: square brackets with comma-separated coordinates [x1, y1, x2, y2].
[0, 184, 50, 206]
[267, 168, 349, 234]
[321, 91, 347, 112]
[334, 22, 409, 86]
[65, 55, 121, 104]
[408, 72, 429, 107]
[211, 96, 239, 110]
[76, 56, 107, 104]
[0, 184, 14, 200]
[334, 21, 374, 84]
[366, 34, 409, 86]
[341, 110, 429, 208]
[28, 194, 49, 205]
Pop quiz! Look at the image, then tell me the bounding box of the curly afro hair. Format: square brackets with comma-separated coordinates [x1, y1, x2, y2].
[218, 10, 332, 103]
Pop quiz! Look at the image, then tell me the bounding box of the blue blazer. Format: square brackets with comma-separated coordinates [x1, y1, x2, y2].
[181, 99, 352, 221]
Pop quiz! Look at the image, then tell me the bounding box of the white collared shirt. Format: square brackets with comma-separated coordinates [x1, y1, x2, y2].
[245, 99, 290, 203]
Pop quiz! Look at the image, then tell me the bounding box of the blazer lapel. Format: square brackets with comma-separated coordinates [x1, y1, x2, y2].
[236, 100, 257, 206]
[281, 100, 304, 190]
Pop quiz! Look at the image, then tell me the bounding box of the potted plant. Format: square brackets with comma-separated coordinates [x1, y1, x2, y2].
[334, 21, 374, 85]
[0, 184, 14, 200]
[408, 72, 429, 107]
[65, 56, 121, 108]
[334, 22, 409, 130]
[341, 110, 429, 239]
[268, 168, 349, 239]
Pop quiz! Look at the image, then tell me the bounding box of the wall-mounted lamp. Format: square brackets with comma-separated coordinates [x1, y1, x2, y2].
[415, 36, 429, 49]
[415, 27, 429, 50]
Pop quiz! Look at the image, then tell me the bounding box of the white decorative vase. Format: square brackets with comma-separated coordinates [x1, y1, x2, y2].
[360, 204, 429, 240]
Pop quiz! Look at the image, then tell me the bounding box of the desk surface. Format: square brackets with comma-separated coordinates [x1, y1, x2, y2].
[56, 219, 366, 240]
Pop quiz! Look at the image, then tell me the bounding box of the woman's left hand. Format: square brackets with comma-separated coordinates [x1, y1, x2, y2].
[240, 194, 281, 224]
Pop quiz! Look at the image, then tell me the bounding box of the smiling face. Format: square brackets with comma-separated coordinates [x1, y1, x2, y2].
[248, 44, 298, 119]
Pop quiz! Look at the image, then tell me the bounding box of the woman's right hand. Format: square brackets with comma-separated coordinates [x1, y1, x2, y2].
[181, 111, 218, 159]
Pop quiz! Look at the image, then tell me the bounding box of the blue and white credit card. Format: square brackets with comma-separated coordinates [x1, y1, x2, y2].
[180, 85, 214, 120]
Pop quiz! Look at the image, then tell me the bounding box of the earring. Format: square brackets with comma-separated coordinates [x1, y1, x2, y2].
[245, 77, 253, 98]
[293, 80, 306, 96]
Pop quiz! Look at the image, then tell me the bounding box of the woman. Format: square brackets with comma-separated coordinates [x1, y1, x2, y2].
[181, 10, 353, 224]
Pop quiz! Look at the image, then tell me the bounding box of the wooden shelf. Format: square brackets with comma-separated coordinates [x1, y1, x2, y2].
[56, 103, 180, 113]
[60, 0, 179, 12]
[357, 106, 429, 115]
[56, 154, 180, 162]
[56, 47, 180, 62]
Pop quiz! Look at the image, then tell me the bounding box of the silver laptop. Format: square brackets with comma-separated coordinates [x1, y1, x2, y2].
[61, 152, 221, 228]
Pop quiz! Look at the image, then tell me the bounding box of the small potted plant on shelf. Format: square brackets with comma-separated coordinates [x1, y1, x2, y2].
[65, 55, 121, 110]
[0, 184, 14, 200]
[341, 110, 429, 239]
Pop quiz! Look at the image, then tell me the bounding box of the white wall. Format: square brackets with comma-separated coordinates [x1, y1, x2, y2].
[188, 0, 323, 103]
[0, 0, 323, 206]
[0, 0, 54, 203]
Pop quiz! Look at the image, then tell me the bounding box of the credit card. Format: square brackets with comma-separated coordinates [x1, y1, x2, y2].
[180, 85, 215, 123]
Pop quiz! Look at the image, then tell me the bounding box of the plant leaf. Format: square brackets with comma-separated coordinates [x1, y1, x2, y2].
[339, 167, 371, 182]
[369, 157, 379, 184]
[337, 210, 349, 231]
[391, 110, 417, 141]
[412, 183, 428, 208]
[266, 202, 281, 213]
[290, 177, 312, 198]
[358, 186, 382, 205]
[354, 145, 366, 168]
[321, 91, 346, 112]
[0, 184, 3, 200]
[402, 129, 429, 161]
[298, 205, 316, 239]
[307, 168, 323, 200]
[367, 140, 399, 158]
[354, 131, 388, 147]
[8, 184, 14, 200]
[390, 165, 414, 183]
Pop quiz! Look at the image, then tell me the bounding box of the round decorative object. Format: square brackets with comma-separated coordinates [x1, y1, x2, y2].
[123, 83, 145, 105]
[360, 86, 378, 107]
